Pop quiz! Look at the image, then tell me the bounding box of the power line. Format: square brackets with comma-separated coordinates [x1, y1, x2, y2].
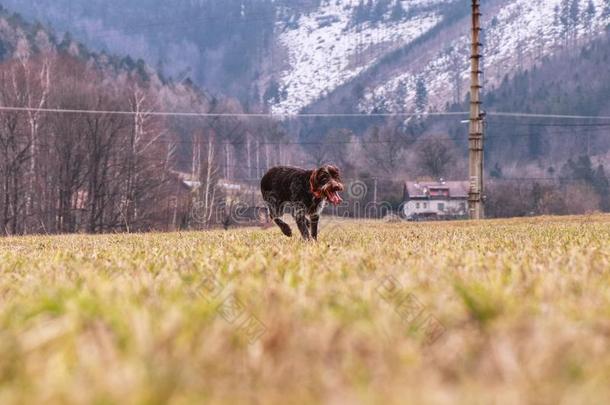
[2, 105, 610, 121]
[0, 105, 468, 118]
[488, 112, 610, 121]
[6, 104, 610, 122]
[487, 121, 610, 127]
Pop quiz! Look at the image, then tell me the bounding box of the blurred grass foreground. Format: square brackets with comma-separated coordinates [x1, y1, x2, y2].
[1, 215, 610, 404]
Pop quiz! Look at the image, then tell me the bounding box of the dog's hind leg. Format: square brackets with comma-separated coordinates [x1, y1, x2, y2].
[294, 214, 311, 240]
[264, 195, 293, 238]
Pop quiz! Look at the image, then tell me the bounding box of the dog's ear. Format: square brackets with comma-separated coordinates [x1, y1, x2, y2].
[310, 168, 321, 190]
[326, 165, 341, 180]
[326, 164, 339, 173]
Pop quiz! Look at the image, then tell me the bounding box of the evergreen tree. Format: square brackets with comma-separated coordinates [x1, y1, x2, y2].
[604, 0, 610, 19]
[352, 1, 368, 26]
[390, 1, 406, 21]
[553, 5, 562, 34]
[570, 0, 581, 27]
[560, 155, 595, 184]
[553, 5, 560, 25]
[414, 77, 428, 113]
[263, 80, 281, 105]
[559, 0, 582, 44]
[583, 0, 596, 35]
[560, 0, 571, 40]
[372, 0, 391, 23]
[395, 79, 408, 106]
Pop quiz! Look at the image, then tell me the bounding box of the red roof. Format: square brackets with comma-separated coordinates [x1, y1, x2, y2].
[405, 181, 469, 199]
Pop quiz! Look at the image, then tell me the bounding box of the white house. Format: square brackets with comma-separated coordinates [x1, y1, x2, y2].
[402, 180, 469, 220]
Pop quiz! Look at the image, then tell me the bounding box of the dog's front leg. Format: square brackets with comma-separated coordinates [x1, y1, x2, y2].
[273, 218, 293, 237]
[310, 214, 320, 241]
[294, 213, 311, 240]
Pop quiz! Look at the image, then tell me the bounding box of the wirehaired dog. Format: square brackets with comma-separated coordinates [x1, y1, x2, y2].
[261, 165, 344, 240]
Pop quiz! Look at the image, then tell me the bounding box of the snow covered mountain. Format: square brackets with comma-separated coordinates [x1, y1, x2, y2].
[2, 0, 609, 116]
[271, 0, 443, 114]
[270, 0, 610, 115]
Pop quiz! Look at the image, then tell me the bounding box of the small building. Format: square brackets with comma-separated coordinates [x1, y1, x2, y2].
[403, 180, 469, 220]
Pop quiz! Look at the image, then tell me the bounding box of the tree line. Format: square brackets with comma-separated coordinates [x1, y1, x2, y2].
[0, 43, 298, 235]
[0, 52, 176, 234]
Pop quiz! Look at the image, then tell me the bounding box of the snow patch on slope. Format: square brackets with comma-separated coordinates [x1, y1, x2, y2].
[361, 0, 610, 113]
[272, 0, 442, 115]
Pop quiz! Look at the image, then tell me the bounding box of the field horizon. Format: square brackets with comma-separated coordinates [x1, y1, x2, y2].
[1, 214, 610, 404]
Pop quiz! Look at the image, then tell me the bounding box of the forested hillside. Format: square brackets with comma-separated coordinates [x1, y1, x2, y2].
[0, 0, 278, 103]
[445, 28, 610, 167]
[0, 7, 289, 235]
[6, 0, 609, 116]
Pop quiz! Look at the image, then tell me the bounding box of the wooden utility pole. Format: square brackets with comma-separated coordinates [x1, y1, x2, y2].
[468, 0, 484, 219]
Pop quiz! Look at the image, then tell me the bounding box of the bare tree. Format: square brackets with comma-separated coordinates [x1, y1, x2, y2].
[82, 89, 131, 233]
[0, 44, 278, 235]
[0, 88, 30, 235]
[363, 124, 409, 175]
[415, 136, 458, 179]
[123, 82, 168, 230]
[192, 128, 221, 228]
[11, 43, 53, 232]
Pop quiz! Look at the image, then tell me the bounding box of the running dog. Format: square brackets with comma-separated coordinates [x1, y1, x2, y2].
[261, 165, 344, 240]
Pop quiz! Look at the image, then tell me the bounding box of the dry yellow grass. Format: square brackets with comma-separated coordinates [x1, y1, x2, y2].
[1, 215, 610, 404]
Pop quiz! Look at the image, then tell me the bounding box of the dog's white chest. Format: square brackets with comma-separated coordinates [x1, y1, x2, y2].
[314, 198, 327, 216]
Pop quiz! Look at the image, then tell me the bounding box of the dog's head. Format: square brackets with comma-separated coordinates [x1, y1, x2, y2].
[310, 164, 344, 205]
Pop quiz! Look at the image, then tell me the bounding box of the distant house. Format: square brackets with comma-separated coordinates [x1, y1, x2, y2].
[403, 180, 469, 220]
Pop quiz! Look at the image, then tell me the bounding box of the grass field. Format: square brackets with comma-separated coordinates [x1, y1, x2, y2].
[1, 215, 610, 404]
